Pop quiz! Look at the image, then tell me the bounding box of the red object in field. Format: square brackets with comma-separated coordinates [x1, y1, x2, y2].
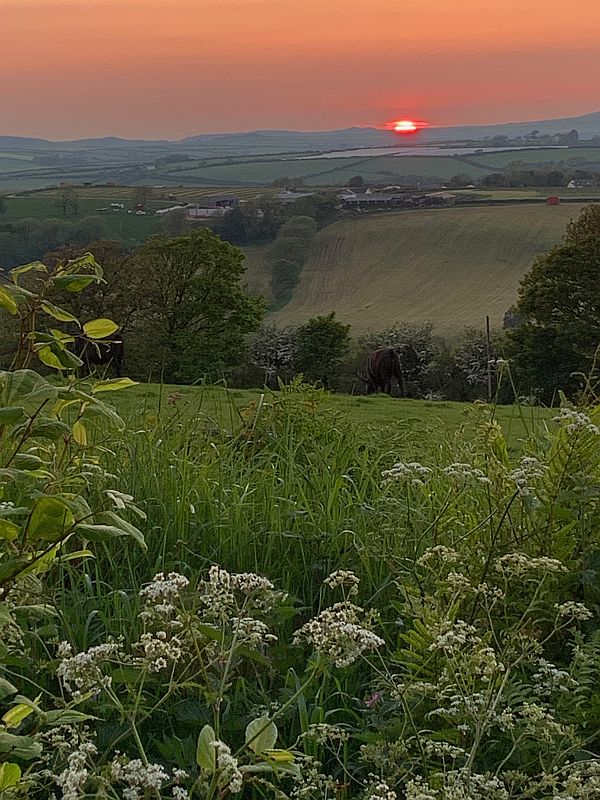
[547, 196, 560, 205]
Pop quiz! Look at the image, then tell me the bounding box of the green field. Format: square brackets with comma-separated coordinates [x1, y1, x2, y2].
[162, 154, 495, 186]
[113, 382, 551, 454]
[242, 203, 588, 332]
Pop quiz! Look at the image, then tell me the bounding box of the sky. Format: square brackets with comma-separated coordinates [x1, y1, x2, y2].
[2, 0, 600, 140]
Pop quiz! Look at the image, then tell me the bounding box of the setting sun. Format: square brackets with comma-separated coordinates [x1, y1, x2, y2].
[394, 120, 417, 132]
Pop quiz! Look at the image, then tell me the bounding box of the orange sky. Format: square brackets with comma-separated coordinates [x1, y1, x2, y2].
[2, 0, 600, 139]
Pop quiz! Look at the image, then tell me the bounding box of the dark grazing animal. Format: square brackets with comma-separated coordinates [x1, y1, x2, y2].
[361, 344, 420, 395]
[364, 347, 404, 395]
[74, 339, 125, 378]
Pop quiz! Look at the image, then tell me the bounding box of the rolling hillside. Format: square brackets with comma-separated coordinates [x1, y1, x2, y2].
[244, 204, 588, 333]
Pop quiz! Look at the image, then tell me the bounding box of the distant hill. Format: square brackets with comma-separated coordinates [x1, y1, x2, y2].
[2, 110, 599, 157]
[244, 203, 589, 334]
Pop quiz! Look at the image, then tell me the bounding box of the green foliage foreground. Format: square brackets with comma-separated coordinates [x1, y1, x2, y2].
[3, 252, 600, 799]
[2, 371, 600, 797]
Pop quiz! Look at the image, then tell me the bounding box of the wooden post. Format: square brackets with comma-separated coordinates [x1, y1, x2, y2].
[485, 315, 493, 402]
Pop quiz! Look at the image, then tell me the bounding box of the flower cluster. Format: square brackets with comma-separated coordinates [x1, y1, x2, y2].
[364, 777, 397, 800]
[442, 462, 491, 484]
[213, 740, 243, 794]
[553, 407, 600, 435]
[55, 741, 97, 800]
[324, 569, 360, 595]
[198, 566, 285, 622]
[110, 757, 170, 800]
[57, 640, 123, 698]
[303, 723, 350, 744]
[416, 545, 460, 568]
[508, 456, 547, 497]
[555, 601, 593, 621]
[137, 630, 184, 672]
[382, 461, 432, 487]
[293, 601, 384, 667]
[494, 552, 566, 577]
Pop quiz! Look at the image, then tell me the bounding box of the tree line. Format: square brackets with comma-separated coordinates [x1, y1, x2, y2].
[1, 204, 599, 405]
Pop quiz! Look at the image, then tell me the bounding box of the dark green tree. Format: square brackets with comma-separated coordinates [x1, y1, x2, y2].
[133, 230, 264, 383]
[295, 312, 351, 388]
[506, 204, 600, 400]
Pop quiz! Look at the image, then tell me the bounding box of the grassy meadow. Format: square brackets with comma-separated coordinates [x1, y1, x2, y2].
[5, 368, 600, 798]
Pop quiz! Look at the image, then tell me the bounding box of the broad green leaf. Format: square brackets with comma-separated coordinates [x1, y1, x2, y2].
[0, 520, 20, 541]
[55, 252, 103, 278]
[0, 407, 25, 425]
[49, 329, 75, 343]
[37, 344, 82, 371]
[27, 496, 74, 543]
[17, 546, 60, 579]
[0, 678, 18, 701]
[59, 549, 94, 563]
[92, 377, 138, 393]
[0, 731, 42, 760]
[72, 420, 87, 446]
[196, 724, 217, 772]
[9, 260, 47, 283]
[2, 697, 39, 729]
[264, 749, 295, 762]
[0, 285, 18, 315]
[75, 521, 146, 551]
[0, 762, 21, 791]
[245, 716, 278, 755]
[52, 274, 97, 293]
[37, 345, 65, 370]
[12, 453, 45, 471]
[40, 301, 79, 324]
[83, 318, 119, 340]
[45, 709, 98, 726]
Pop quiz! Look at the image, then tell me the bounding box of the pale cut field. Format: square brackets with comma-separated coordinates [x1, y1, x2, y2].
[244, 203, 587, 333]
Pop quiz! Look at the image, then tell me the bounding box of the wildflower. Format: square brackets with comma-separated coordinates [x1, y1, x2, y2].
[139, 572, 189, 603]
[382, 461, 432, 487]
[428, 619, 479, 654]
[293, 601, 384, 667]
[213, 741, 243, 794]
[508, 456, 547, 497]
[365, 691, 383, 708]
[173, 788, 189, 800]
[57, 641, 123, 699]
[532, 658, 577, 695]
[422, 739, 466, 759]
[553, 407, 600, 435]
[364, 777, 397, 800]
[136, 631, 184, 671]
[416, 545, 460, 567]
[554, 601, 593, 621]
[303, 723, 350, 744]
[231, 616, 277, 647]
[494, 553, 566, 577]
[55, 741, 97, 800]
[324, 569, 360, 595]
[111, 758, 170, 800]
[442, 462, 491, 484]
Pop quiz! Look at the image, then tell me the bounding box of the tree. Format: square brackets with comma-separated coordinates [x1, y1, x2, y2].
[43, 240, 144, 331]
[506, 204, 600, 400]
[348, 175, 364, 188]
[132, 230, 264, 383]
[60, 185, 78, 216]
[295, 312, 351, 388]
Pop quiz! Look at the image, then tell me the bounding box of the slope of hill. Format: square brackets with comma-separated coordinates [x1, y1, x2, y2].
[244, 204, 588, 333]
